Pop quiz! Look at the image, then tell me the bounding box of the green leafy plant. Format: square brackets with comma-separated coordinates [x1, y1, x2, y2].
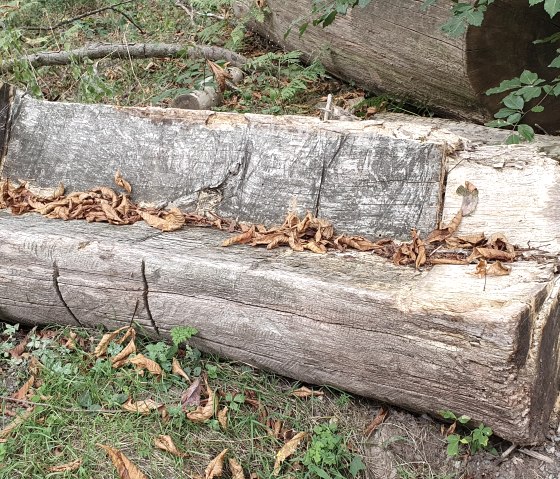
[440, 410, 495, 457]
[296, 0, 372, 37]
[302, 422, 366, 479]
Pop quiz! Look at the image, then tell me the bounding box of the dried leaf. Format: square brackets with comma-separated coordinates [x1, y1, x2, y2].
[445, 233, 486, 248]
[363, 407, 388, 438]
[111, 339, 137, 368]
[94, 326, 131, 357]
[115, 170, 132, 194]
[473, 259, 488, 278]
[426, 210, 462, 243]
[223, 227, 256, 247]
[98, 444, 148, 479]
[487, 232, 515, 254]
[172, 357, 190, 381]
[93, 187, 119, 207]
[273, 431, 307, 475]
[122, 398, 163, 415]
[187, 385, 216, 422]
[205, 448, 228, 479]
[9, 337, 27, 358]
[128, 353, 163, 377]
[335, 235, 382, 251]
[139, 207, 185, 232]
[304, 241, 326, 254]
[154, 435, 185, 457]
[457, 181, 478, 216]
[0, 407, 34, 439]
[486, 261, 512, 276]
[12, 376, 34, 401]
[47, 458, 82, 472]
[292, 386, 324, 398]
[100, 200, 123, 224]
[182, 377, 202, 409]
[468, 247, 516, 263]
[51, 182, 65, 199]
[217, 406, 228, 430]
[207, 60, 229, 93]
[229, 458, 245, 479]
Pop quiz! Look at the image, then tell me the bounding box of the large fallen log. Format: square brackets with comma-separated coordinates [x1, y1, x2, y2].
[235, 0, 559, 133]
[1, 83, 559, 444]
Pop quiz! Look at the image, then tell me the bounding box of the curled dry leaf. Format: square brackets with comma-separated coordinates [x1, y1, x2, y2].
[187, 385, 216, 422]
[363, 407, 388, 438]
[457, 181, 479, 216]
[122, 398, 163, 415]
[139, 207, 185, 232]
[205, 448, 228, 479]
[207, 60, 229, 93]
[426, 210, 463, 243]
[154, 435, 185, 457]
[487, 261, 512, 276]
[172, 357, 190, 381]
[229, 458, 245, 479]
[114, 170, 132, 194]
[181, 377, 202, 409]
[111, 339, 137, 368]
[222, 226, 255, 247]
[12, 375, 34, 401]
[8, 337, 27, 358]
[273, 431, 307, 476]
[128, 353, 163, 377]
[468, 247, 516, 263]
[292, 386, 324, 398]
[217, 406, 228, 430]
[94, 326, 131, 357]
[47, 458, 82, 473]
[98, 444, 148, 479]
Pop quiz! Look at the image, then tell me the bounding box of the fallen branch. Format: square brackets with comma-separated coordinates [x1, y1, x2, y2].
[0, 42, 248, 73]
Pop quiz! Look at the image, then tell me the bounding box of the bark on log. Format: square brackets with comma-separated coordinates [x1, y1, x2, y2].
[235, 0, 560, 133]
[1, 86, 560, 444]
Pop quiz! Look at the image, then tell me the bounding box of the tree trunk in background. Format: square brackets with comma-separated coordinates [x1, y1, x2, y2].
[236, 0, 559, 133]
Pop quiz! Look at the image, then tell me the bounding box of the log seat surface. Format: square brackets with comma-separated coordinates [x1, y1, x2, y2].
[1, 83, 560, 444]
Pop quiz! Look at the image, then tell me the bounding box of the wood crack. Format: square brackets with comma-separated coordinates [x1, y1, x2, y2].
[141, 259, 160, 336]
[52, 261, 83, 327]
[314, 134, 348, 217]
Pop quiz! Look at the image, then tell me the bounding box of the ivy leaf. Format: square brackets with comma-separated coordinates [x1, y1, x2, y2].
[544, 0, 560, 17]
[517, 124, 535, 141]
[493, 107, 517, 119]
[506, 134, 521, 144]
[549, 55, 560, 68]
[502, 94, 524, 110]
[519, 70, 539, 84]
[507, 113, 522, 124]
[517, 85, 542, 101]
[486, 78, 522, 95]
[553, 83, 560, 96]
[447, 435, 460, 456]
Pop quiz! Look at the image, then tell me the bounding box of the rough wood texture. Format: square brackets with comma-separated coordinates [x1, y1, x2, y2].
[235, 0, 559, 132]
[0, 212, 558, 445]
[1, 91, 560, 444]
[1, 92, 446, 239]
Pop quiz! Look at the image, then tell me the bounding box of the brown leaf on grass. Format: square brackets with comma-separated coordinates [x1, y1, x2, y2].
[122, 398, 163, 415]
[457, 181, 479, 216]
[47, 458, 82, 472]
[12, 376, 34, 401]
[273, 432, 307, 475]
[205, 448, 228, 479]
[9, 337, 27, 358]
[28, 356, 43, 376]
[98, 444, 148, 479]
[172, 358, 190, 382]
[182, 377, 202, 409]
[229, 458, 245, 479]
[111, 339, 137, 368]
[0, 407, 34, 439]
[154, 435, 185, 457]
[292, 386, 324, 399]
[217, 406, 228, 430]
[222, 226, 256, 247]
[115, 170, 132, 194]
[128, 354, 163, 377]
[139, 207, 185, 232]
[187, 384, 216, 422]
[94, 326, 132, 357]
[207, 60, 229, 93]
[363, 407, 388, 438]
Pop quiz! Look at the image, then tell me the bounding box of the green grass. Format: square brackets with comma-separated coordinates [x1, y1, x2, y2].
[0, 323, 370, 478]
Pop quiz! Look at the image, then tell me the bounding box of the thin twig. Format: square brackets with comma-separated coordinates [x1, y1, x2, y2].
[111, 7, 145, 34]
[175, 1, 195, 23]
[21, 0, 136, 31]
[0, 395, 123, 414]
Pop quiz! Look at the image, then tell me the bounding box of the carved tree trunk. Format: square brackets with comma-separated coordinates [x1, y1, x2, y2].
[1, 83, 560, 444]
[235, 0, 559, 133]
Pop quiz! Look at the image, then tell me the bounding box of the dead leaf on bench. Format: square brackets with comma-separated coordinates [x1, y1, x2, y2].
[114, 170, 132, 194]
[205, 448, 228, 479]
[98, 444, 148, 479]
[128, 353, 163, 377]
[47, 458, 82, 473]
[139, 207, 185, 232]
[457, 181, 479, 216]
[273, 432, 307, 475]
[426, 210, 463, 243]
[334, 235, 383, 251]
[222, 226, 256, 247]
[154, 434, 186, 457]
[445, 232, 486, 248]
[468, 247, 516, 263]
[487, 261, 511, 276]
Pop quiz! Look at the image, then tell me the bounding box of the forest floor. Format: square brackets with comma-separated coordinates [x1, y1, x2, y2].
[0, 1, 559, 478]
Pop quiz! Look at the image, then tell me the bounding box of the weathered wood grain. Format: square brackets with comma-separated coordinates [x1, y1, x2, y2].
[1, 92, 445, 239]
[235, 0, 559, 132]
[0, 210, 558, 444]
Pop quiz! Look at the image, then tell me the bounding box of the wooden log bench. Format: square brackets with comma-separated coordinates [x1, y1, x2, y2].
[1, 83, 559, 444]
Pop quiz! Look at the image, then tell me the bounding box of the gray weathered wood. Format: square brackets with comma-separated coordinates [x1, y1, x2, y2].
[0, 211, 558, 445]
[1, 90, 560, 444]
[1, 91, 445, 239]
[235, 0, 559, 133]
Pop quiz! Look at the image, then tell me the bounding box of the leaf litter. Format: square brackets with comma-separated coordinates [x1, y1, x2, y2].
[0, 175, 521, 274]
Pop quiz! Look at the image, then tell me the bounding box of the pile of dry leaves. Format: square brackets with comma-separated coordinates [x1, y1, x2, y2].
[0, 173, 518, 276]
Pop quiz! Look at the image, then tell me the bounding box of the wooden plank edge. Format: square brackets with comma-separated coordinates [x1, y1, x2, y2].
[0, 82, 15, 174]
